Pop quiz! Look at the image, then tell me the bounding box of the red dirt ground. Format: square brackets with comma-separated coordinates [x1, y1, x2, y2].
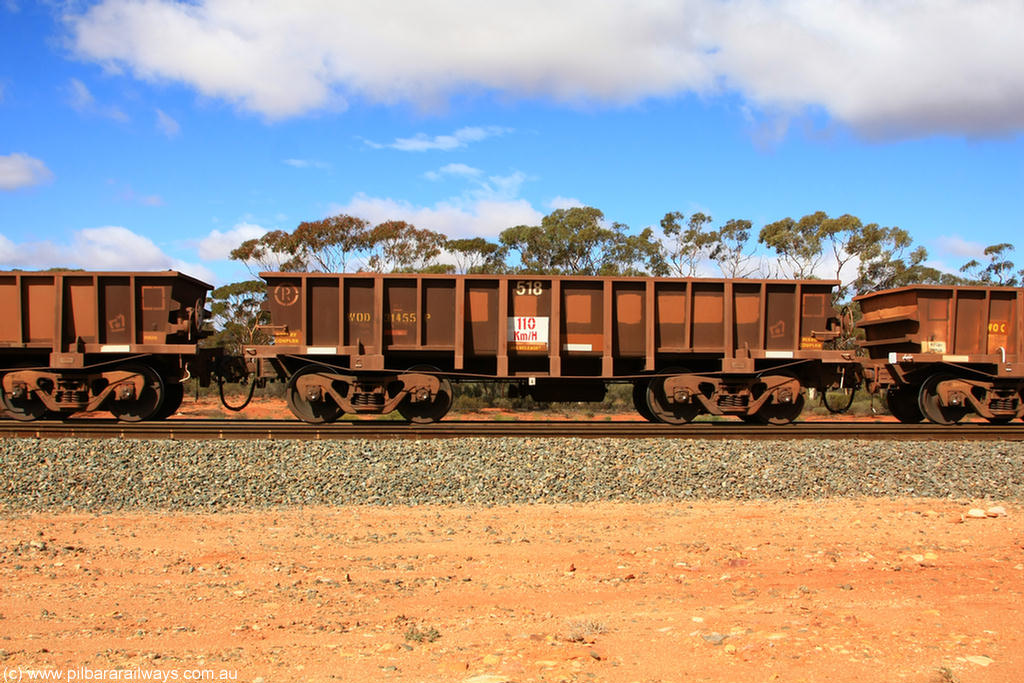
[2, 500, 1022, 683]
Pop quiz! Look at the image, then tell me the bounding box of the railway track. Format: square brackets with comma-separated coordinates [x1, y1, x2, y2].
[2, 419, 1022, 441]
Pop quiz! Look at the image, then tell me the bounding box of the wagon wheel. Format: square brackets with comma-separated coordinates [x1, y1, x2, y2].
[749, 374, 805, 425]
[397, 365, 452, 424]
[108, 363, 165, 422]
[154, 381, 185, 420]
[885, 386, 924, 424]
[986, 416, 1013, 425]
[645, 367, 702, 425]
[917, 373, 970, 426]
[751, 394, 805, 425]
[0, 372, 48, 421]
[286, 366, 342, 424]
[632, 381, 657, 422]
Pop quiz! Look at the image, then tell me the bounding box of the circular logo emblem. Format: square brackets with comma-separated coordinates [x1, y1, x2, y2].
[274, 284, 300, 307]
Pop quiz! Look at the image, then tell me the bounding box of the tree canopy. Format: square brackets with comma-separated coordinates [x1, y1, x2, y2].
[960, 242, 1021, 286]
[204, 205, 1020, 358]
[223, 206, 1001, 308]
[497, 207, 665, 276]
[204, 280, 271, 354]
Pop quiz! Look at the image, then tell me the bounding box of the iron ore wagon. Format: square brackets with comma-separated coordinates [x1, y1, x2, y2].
[856, 284, 1024, 424]
[242, 272, 861, 424]
[0, 270, 212, 421]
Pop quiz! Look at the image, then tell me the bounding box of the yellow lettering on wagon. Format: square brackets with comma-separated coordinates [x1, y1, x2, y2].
[274, 330, 301, 345]
[800, 336, 822, 350]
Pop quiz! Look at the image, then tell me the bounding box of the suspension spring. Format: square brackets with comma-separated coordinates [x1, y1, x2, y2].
[57, 389, 89, 404]
[352, 392, 384, 407]
[990, 397, 1017, 413]
[717, 394, 749, 408]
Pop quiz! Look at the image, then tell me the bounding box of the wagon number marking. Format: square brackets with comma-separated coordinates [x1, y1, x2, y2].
[988, 321, 1008, 334]
[347, 312, 428, 322]
[515, 280, 543, 296]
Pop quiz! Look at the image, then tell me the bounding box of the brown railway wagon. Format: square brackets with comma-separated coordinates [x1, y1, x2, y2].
[855, 284, 1024, 425]
[0, 270, 212, 421]
[246, 272, 860, 424]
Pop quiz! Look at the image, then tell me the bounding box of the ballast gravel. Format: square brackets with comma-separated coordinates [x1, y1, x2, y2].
[1, 437, 1022, 512]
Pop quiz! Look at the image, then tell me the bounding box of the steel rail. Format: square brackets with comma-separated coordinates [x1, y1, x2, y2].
[1, 419, 1022, 441]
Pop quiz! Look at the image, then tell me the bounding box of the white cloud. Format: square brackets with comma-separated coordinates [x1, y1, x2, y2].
[67, 1, 1024, 136]
[283, 158, 330, 169]
[74, 226, 178, 269]
[331, 193, 542, 240]
[327, 164, 540, 243]
[197, 222, 268, 260]
[422, 164, 528, 200]
[424, 163, 483, 181]
[706, 1, 1024, 138]
[935, 235, 986, 260]
[0, 233, 17, 262]
[548, 196, 585, 211]
[68, 77, 94, 111]
[66, 77, 129, 121]
[368, 126, 512, 152]
[0, 153, 54, 190]
[0, 226, 214, 281]
[155, 108, 180, 137]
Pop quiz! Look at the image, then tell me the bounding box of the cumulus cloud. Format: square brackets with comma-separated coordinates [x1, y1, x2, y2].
[0, 233, 18, 262]
[548, 196, 585, 210]
[67, 1, 1024, 136]
[331, 193, 542, 240]
[707, 1, 1024, 138]
[0, 226, 213, 281]
[325, 162, 541, 244]
[73, 226, 180, 269]
[934, 235, 987, 261]
[197, 222, 268, 261]
[0, 153, 54, 190]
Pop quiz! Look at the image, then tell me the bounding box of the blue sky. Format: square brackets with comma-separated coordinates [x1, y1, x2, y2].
[2, 0, 1023, 285]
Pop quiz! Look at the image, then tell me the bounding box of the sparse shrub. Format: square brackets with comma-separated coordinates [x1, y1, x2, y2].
[566, 618, 608, 643]
[404, 625, 441, 643]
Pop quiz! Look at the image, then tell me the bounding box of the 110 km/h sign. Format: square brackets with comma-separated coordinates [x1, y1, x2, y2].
[508, 316, 549, 352]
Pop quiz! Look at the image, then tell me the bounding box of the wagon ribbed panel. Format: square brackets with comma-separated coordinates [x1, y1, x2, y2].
[855, 285, 1023, 361]
[0, 270, 211, 356]
[255, 273, 843, 379]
